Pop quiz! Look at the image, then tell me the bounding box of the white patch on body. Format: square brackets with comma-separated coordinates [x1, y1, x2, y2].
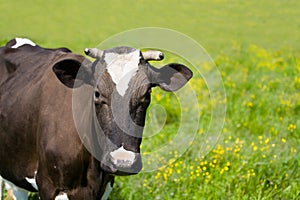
[101, 182, 113, 200]
[11, 38, 36, 49]
[25, 178, 38, 191]
[55, 192, 69, 200]
[25, 170, 38, 191]
[110, 146, 136, 166]
[104, 50, 140, 96]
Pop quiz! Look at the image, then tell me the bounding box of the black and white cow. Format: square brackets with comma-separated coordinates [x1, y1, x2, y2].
[0, 38, 192, 200]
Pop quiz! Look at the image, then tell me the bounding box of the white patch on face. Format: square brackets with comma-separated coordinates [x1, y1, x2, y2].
[104, 50, 140, 96]
[11, 38, 36, 49]
[101, 182, 113, 200]
[55, 192, 69, 200]
[110, 146, 136, 166]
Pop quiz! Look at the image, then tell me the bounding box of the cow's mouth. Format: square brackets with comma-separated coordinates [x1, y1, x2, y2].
[101, 147, 142, 176]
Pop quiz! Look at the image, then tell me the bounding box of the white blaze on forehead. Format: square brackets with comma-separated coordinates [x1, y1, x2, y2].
[11, 38, 36, 48]
[110, 146, 136, 165]
[55, 193, 69, 200]
[104, 50, 140, 96]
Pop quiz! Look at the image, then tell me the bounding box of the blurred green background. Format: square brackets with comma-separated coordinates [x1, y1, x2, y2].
[1, 0, 299, 55]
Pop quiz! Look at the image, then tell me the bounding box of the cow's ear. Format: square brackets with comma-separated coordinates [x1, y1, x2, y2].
[153, 63, 193, 92]
[52, 58, 92, 88]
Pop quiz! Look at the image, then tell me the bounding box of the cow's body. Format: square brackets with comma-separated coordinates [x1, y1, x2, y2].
[0, 40, 114, 199]
[0, 38, 192, 200]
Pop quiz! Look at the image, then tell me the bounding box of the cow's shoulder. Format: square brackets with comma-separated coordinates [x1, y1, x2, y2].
[3, 38, 72, 53]
[0, 38, 89, 91]
[1, 38, 78, 69]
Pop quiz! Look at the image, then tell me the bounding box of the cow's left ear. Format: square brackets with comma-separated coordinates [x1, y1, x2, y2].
[153, 63, 193, 92]
[52, 58, 92, 88]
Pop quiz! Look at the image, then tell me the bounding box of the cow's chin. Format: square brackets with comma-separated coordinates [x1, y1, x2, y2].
[101, 154, 143, 176]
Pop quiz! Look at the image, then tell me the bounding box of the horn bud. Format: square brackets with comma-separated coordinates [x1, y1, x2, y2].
[142, 50, 164, 61]
[84, 48, 103, 58]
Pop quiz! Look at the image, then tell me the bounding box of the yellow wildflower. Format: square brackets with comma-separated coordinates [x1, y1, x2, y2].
[282, 138, 287, 143]
[287, 124, 296, 133]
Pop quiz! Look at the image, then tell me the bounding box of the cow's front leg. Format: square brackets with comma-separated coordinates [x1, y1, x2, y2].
[36, 158, 114, 200]
[35, 167, 57, 200]
[36, 171, 108, 200]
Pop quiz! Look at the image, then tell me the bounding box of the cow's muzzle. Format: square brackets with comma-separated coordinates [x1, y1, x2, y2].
[102, 146, 142, 175]
[110, 146, 136, 167]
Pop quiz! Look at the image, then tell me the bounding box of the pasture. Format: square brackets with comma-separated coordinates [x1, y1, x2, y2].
[1, 0, 299, 199]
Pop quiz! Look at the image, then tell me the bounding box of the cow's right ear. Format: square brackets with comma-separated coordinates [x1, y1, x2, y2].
[151, 63, 193, 92]
[52, 58, 93, 88]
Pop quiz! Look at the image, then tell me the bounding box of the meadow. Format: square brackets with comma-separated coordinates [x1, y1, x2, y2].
[110, 44, 300, 199]
[1, 0, 299, 199]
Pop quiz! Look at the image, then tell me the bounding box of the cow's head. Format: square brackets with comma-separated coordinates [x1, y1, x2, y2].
[53, 46, 192, 175]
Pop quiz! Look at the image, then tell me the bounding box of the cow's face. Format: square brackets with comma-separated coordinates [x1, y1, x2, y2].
[53, 46, 192, 175]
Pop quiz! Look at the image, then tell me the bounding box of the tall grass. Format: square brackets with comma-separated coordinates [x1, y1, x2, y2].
[1, 38, 299, 200]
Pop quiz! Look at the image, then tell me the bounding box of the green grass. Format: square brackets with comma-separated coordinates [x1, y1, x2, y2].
[109, 44, 300, 200]
[0, 0, 299, 199]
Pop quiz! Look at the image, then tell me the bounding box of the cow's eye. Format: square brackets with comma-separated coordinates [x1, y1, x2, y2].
[94, 90, 101, 104]
[95, 91, 100, 98]
[94, 90, 108, 105]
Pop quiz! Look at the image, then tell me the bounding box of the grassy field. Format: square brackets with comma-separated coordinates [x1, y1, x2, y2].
[1, 0, 299, 199]
[110, 44, 300, 199]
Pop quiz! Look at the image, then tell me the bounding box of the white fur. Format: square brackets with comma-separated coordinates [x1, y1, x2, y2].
[25, 178, 38, 191]
[55, 192, 69, 200]
[11, 38, 36, 49]
[25, 170, 38, 191]
[101, 182, 113, 200]
[104, 50, 140, 96]
[110, 146, 136, 165]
